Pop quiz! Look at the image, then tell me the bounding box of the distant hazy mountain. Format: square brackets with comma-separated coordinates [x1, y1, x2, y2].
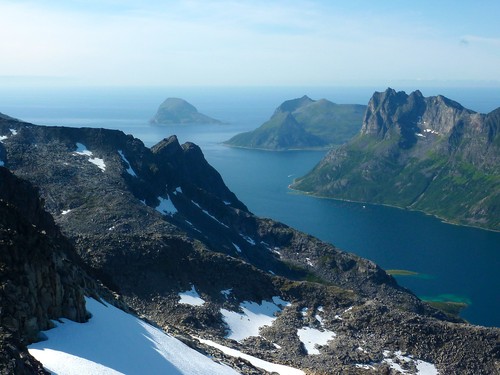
[151, 97, 222, 124]
[224, 95, 366, 150]
[291, 88, 500, 230]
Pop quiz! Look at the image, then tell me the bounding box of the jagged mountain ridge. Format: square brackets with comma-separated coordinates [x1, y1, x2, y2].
[0, 115, 499, 374]
[292, 88, 500, 230]
[150, 97, 222, 124]
[224, 95, 366, 150]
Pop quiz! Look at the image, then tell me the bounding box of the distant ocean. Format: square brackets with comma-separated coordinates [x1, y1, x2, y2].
[1, 85, 499, 327]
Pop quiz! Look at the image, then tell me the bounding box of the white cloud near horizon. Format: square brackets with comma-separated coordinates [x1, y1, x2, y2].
[0, 0, 498, 87]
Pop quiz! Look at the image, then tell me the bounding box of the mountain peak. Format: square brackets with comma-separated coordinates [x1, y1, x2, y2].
[275, 95, 315, 114]
[150, 98, 221, 125]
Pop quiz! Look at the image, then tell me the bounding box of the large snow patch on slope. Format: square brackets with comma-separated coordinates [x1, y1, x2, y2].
[28, 297, 239, 375]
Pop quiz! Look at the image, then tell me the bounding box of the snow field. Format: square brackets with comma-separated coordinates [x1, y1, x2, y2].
[28, 297, 238, 375]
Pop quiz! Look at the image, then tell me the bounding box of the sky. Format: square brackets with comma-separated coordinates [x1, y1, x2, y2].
[0, 0, 499, 87]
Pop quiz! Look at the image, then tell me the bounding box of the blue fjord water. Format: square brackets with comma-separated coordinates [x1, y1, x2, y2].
[1, 86, 499, 327]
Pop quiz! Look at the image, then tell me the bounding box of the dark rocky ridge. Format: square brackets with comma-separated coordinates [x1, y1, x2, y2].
[292, 88, 500, 230]
[0, 167, 89, 374]
[0, 115, 499, 374]
[150, 97, 222, 124]
[224, 95, 366, 150]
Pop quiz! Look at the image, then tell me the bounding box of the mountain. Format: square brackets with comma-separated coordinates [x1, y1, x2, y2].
[150, 97, 222, 124]
[291, 88, 500, 231]
[224, 95, 366, 150]
[0, 115, 499, 374]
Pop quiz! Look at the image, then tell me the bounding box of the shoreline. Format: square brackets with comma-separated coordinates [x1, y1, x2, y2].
[287, 185, 500, 233]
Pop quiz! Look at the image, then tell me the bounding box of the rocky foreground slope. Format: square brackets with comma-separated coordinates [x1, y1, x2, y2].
[0, 114, 499, 374]
[291, 88, 500, 231]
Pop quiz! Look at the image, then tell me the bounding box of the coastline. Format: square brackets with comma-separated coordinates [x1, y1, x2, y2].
[287, 185, 500, 233]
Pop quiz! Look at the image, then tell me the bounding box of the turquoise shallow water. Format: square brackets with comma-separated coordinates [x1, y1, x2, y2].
[1, 86, 499, 327]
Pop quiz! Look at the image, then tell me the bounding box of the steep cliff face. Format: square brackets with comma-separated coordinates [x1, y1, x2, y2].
[1, 116, 499, 374]
[0, 168, 90, 374]
[292, 88, 500, 230]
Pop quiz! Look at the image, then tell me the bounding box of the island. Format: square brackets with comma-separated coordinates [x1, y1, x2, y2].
[150, 97, 222, 124]
[224, 95, 366, 150]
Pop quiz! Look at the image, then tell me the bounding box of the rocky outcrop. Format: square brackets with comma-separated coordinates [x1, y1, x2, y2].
[224, 95, 366, 150]
[150, 98, 222, 124]
[0, 168, 90, 373]
[1, 115, 499, 374]
[292, 88, 500, 230]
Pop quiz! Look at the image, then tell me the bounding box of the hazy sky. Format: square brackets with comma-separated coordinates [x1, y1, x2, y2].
[0, 0, 499, 87]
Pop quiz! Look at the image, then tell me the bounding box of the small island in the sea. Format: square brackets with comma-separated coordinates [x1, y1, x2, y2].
[224, 95, 366, 150]
[150, 97, 222, 124]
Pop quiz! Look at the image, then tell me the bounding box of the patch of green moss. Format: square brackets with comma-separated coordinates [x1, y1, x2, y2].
[426, 301, 468, 319]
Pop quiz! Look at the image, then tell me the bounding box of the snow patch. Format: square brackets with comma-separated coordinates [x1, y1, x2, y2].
[297, 327, 336, 355]
[232, 242, 242, 253]
[416, 132, 425, 138]
[356, 364, 376, 370]
[221, 289, 232, 298]
[178, 286, 205, 306]
[223, 200, 231, 205]
[334, 306, 353, 320]
[28, 297, 238, 375]
[192, 200, 229, 228]
[118, 150, 137, 177]
[185, 220, 202, 233]
[74, 143, 92, 156]
[0, 135, 8, 142]
[199, 338, 304, 375]
[272, 296, 291, 308]
[240, 234, 256, 245]
[305, 257, 313, 267]
[61, 209, 71, 215]
[156, 195, 178, 216]
[221, 297, 290, 342]
[175, 186, 183, 194]
[89, 157, 106, 171]
[424, 128, 440, 135]
[0, 160, 4, 167]
[383, 350, 439, 375]
[73, 143, 106, 171]
[9, 128, 17, 135]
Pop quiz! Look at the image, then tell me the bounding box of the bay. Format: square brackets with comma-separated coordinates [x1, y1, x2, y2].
[0, 86, 498, 327]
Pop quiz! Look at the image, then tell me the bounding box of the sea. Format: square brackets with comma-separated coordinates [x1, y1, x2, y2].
[1, 85, 499, 327]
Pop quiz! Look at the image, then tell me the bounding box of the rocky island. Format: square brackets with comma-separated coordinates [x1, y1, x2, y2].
[150, 97, 222, 124]
[224, 95, 366, 150]
[291, 88, 500, 231]
[0, 112, 499, 374]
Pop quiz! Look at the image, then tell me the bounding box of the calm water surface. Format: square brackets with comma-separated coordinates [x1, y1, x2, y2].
[1, 86, 498, 327]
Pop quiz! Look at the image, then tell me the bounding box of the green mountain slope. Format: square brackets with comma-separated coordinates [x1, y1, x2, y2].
[224, 95, 366, 150]
[291, 88, 500, 230]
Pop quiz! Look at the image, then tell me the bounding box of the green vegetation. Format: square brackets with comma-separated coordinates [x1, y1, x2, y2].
[426, 301, 469, 319]
[386, 269, 420, 276]
[224, 96, 366, 150]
